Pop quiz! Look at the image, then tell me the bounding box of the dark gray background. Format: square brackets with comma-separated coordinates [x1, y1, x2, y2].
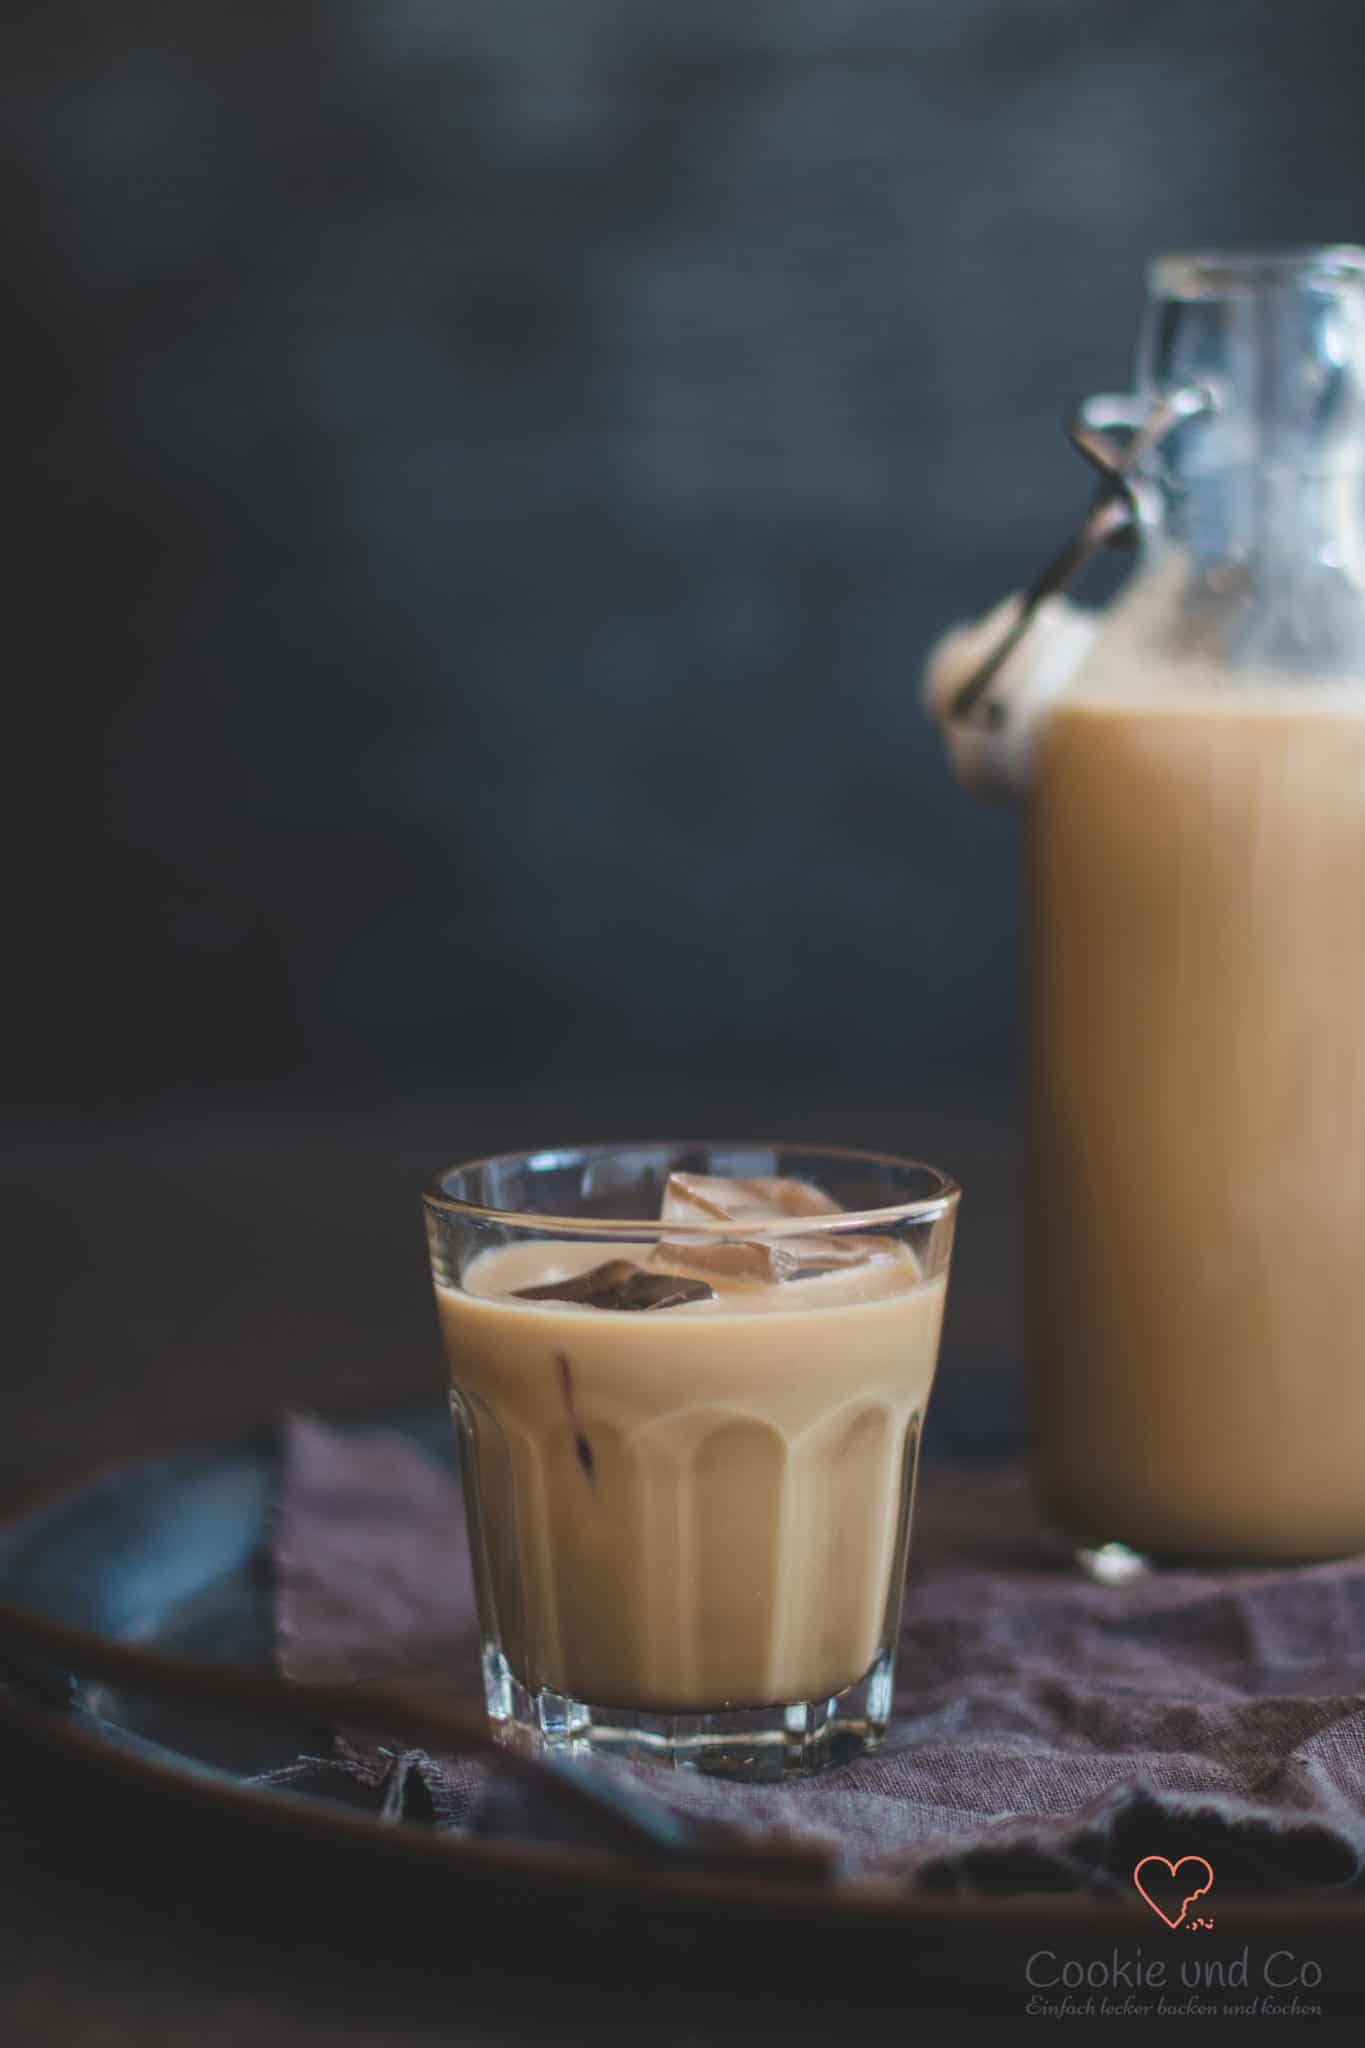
[9, 0, 1365, 1114]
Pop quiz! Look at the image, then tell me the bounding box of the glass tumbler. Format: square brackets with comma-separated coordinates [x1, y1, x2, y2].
[423, 1140, 958, 1777]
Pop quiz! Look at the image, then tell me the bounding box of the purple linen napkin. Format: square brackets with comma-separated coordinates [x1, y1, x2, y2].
[259, 1415, 1365, 1894]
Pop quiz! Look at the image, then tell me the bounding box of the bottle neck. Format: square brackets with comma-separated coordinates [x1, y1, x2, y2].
[1151, 462, 1365, 579]
[1139, 247, 1365, 465]
[1127, 249, 1365, 673]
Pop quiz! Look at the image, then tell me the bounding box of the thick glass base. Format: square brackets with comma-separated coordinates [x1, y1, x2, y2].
[481, 1644, 895, 1779]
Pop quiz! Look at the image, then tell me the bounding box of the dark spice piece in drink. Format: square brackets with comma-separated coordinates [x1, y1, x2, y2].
[514, 1260, 715, 1311]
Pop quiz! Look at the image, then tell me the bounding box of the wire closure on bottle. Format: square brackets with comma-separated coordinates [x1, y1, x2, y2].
[946, 382, 1216, 729]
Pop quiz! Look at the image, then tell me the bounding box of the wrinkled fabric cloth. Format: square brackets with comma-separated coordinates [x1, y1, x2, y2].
[261, 1414, 1365, 1896]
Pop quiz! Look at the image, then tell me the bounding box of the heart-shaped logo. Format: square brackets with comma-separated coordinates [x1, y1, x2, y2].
[1132, 1855, 1215, 1929]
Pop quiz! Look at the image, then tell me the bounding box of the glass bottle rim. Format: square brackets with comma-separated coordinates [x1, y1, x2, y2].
[422, 1138, 959, 1236]
[1149, 244, 1365, 301]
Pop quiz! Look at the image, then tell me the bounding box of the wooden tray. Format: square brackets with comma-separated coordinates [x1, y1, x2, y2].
[2, 1408, 1361, 2019]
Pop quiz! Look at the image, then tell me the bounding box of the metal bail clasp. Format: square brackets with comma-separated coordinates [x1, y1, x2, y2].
[946, 382, 1215, 729]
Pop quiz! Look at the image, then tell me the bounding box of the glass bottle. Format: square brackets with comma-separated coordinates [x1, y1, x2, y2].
[949, 247, 1365, 1564]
